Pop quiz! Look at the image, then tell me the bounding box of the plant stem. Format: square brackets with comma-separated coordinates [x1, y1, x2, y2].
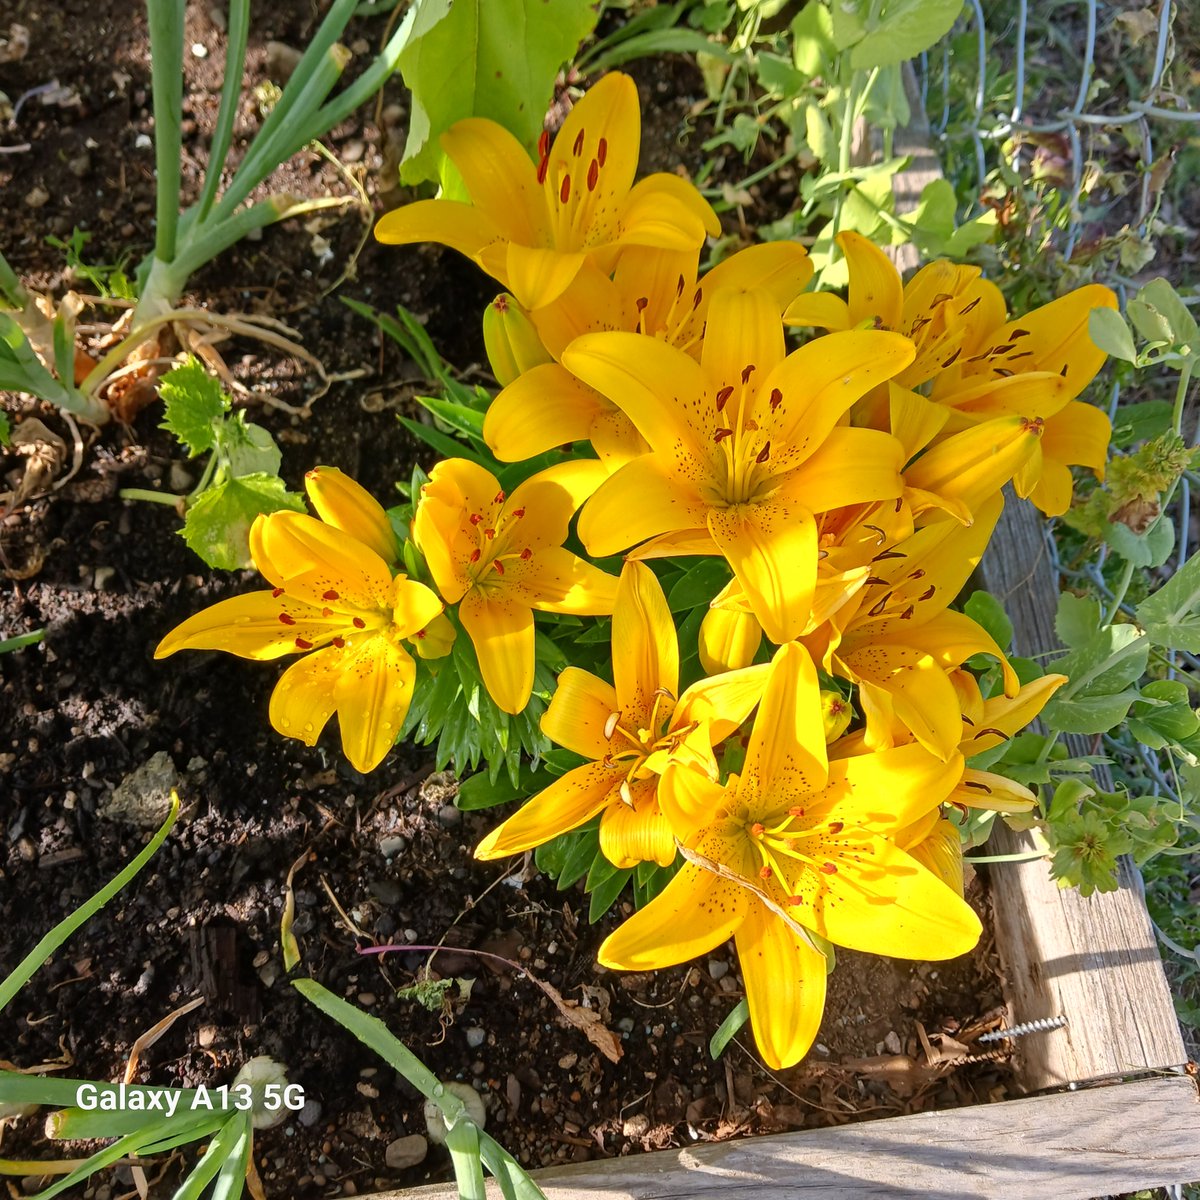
[964, 849, 1049, 864]
[0, 629, 44, 654]
[119, 488, 184, 507]
[146, 0, 186, 265]
[1106, 557, 1135, 624]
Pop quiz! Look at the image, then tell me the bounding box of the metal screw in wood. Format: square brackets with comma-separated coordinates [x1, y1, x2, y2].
[978, 1015, 1069, 1044]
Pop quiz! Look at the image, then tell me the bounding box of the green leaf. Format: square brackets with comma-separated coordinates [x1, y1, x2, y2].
[0, 409, 10, 446]
[181, 474, 305, 571]
[1136, 548, 1200, 651]
[1054, 591, 1102, 650]
[1042, 623, 1149, 735]
[1088, 306, 1138, 364]
[804, 103, 838, 164]
[396, 0, 599, 187]
[159, 357, 230, 457]
[1111, 400, 1173, 449]
[756, 51, 806, 97]
[791, 1, 836, 75]
[1127, 277, 1200, 353]
[846, 0, 964, 70]
[964, 590, 1013, 652]
[1104, 513, 1175, 568]
[217, 412, 283, 478]
[709, 997, 750, 1060]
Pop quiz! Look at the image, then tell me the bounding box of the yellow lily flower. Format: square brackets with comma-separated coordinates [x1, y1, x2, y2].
[564, 288, 914, 644]
[475, 562, 769, 868]
[156, 505, 444, 774]
[302, 465, 402, 568]
[599, 643, 980, 1069]
[483, 242, 813, 467]
[412, 457, 618, 714]
[375, 72, 719, 310]
[803, 494, 1018, 760]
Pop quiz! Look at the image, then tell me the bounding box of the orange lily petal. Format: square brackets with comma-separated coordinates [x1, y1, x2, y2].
[782, 291, 851, 331]
[599, 779, 677, 868]
[699, 288, 787, 397]
[269, 645, 340, 745]
[838, 230, 904, 329]
[484, 364, 610, 461]
[612, 561, 678, 713]
[676, 662, 771, 744]
[780, 426, 905, 514]
[541, 666, 619, 759]
[443, 117, 547, 244]
[332, 633, 417, 773]
[459, 589, 535, 714]
[374, 198, 503, 261]
[578, 457, 708, 559]
[304, 467, 400, 566]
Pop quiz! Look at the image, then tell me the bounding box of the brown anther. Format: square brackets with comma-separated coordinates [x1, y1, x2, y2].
[676, 275, 685, 297]
[769, 387, 783, 411]
[917, 586, 936, 602]
[759, 865, 773, 880]
[820, 862, 838, 875]
[973, 727, 1009, 740]
[908, 569, 925, 580]
[961, 714, 976, 726]
[1008, 351, 1033, 360]
[756, 442, 771, 464]
[636, 296, 649, 311]
[352, 617, 367, 629]
[469, 548, 481, 564]
[520, 547, 532, 560]
[415, 629, 426, 639]
[692, 288, 703, 311]
[295, 637, 313, 650]
[604, 711, 621, 740]
[994, 367, 1015, 378]
[942, 348, 962, 368]
[279, 613, 296, 626]
[873, 549, 906, 561]
[899, 604, 916, 620]
[863, 524, 886, 542]
[492, 560, 505, 575]
[865, 576, 889, 586]
[560, 174, 571, 203]
[960, 297, 981, 314]
[868, 593, 893, 616]
[332, 636, 345, 649]
[572, 128, 585, 156]
[469, 513, 483, 525]
[494, 490, 506, 504]
[828, 821, 844, 835]
[272, 587, 285, 598]
[963, 780, 994, 793]
[741, 363, 756, 383]
[713, 428, 733, 443]
[323, 589, 340, 601]
[931, 292, 953, 305]
[751, 822, 765, 837]
[715, 385, 734, 410]
[1010, 328, 1031, 338]
[1060, 365, 1070, 377]
[493, 295, 509, 314]
[597, 136, 608, 165]
[587, 159, 599, 191]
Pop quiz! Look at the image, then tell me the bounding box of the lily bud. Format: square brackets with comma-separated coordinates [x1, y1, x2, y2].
[304, 466, 400, 567]
[699, 605, 762, 675]
[820, 690, 852, 742]
[483, 293, 552, 386]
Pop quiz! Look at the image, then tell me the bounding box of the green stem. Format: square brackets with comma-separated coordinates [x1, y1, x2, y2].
[964, 849, 1049, 864]
[1106, 558, 1135, 624]
[146, 0, 186, 265]
[194, 0, 252, 225]
[119, 487, 185, 506]
[0, 629, 44, 654]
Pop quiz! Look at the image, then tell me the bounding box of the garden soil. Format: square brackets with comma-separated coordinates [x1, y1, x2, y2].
[1, 4, 1009, 1196]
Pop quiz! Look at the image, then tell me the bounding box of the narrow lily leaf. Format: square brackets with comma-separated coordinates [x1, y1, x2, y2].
[169, 1112, 245, 1200]
[0, 796, 178, 1013]
[208, 1112, 251, 1200]
[710, 998, 750, 1060]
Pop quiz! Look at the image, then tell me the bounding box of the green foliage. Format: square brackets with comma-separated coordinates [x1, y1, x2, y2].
[147, 357, 303, 570]
[0, 410, 9, 446]
[394, 0, 599, 188]
[1136, 548, 1200, 652]
[45, 229, 136, 300]
[709, 997, 750, 1058]
[829, 0, 964, 72]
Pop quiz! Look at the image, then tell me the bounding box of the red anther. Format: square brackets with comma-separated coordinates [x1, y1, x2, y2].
[714, 385, 734, 410]
[587, 159, 599, 191]
[788, 806, 805, 817]
[908, 568, 925, 579]
[741, 363, 756, 383]
[759, 865, 773, 880]
[769, 387, 783, 411]
[537, 156, 549, 185]
[332, 636, 345, 649]
[751, 822, 765, 837]
[538, 129, 550, 158]
[828, 821, 844, 835]
[321, 608, 333, 618]
[1020, 416, 1045, 434]
[597, 136, 607, 165]
[352, 617, 367, 629]
[572, 128, 585, 156]
[560, 174, 571, 203]
[520, 547, 532, 559]
[415, 629, 427, 639]
[492, 560, 505, 575]
[820, 862, 838, 875]
[512, 507, 525, 518]
[918, 585, 936, 601]
[494, 490, 506, 504]
[636, 296, 649, 311]
[756, 442, 771, 464]
[692, 288, 703, 310]
[323, 589, 340, 601]
[279, 613, 296, 625]
[469, 548, 481, 563]
[712, 428, 733, 443]
[469, 513, 483, 525]
[787, 895, 804, 907]
[272, 587, 285, 598]
[675, 274, 685, 297]
[295, 637, 313, 650]
[484, 528, 496, 539]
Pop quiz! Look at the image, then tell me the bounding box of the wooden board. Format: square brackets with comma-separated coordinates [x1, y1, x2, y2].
[381, 1075, 1200, 1200]
[978, 499, 1188, 1088]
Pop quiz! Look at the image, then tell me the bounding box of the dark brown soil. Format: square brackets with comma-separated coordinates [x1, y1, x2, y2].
[2, 4, 1010, 1197]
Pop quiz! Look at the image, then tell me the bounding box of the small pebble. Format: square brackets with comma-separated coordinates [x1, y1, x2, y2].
[384, 1134, 428, 1170]
[707, 959, 729, 981]
[134, 133, 152, 150]
[465, 1027, 486, 1049]
[190, 42, 208, 58]
[298, 1099, 322, 1127]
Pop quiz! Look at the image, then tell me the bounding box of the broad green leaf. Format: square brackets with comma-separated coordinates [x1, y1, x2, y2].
[1104, 513, 1175, 568]
[1088, 306, 1138, 364]
[804, 103, 838, 164]
[159, 357, 229, 457]
[1111, 400, 1173, 449]
[1136, 548, 1200, 651]
[830, 0, 867, 51]
[848, 0, 964, 70]
[1127, 277, 1199, 352]
[791, 0, 836, 75]
[181, 474, 305, 570]
[666, 558, 732, 613]
[964, 590, 1013, 651]
[1042, 623, 1149, 734]
[396, 0, 599, 187]
[756, 51, 806, 97]
[1054, 591, 1102, 650]
[709, 997, 750, 1059]
[217, 413, 283, 478]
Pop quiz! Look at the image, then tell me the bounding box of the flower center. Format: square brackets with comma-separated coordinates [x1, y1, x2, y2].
[744, 810, 848, 903]
[703, 363, 787, 506]
[599, 687, 694, 802]
[464, 491, 533, 591]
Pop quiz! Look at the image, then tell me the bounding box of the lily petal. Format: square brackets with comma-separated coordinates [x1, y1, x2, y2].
[780, 426, 905, 514]
[269, 645, 340, 745]
[374, 198, 503, 262]
[332, 633, 417, 773]
[579, 457, 708, 559]
[485, 365, 607, 463]
[542, 667, 619, 759]
[612, 561, 679, 712]
[459, 589, 535, 714]
[700, 288, 787, 394]
[599, 779, 677, 868]
[676, 662, 770, 744]
[838, 230, 904, 329]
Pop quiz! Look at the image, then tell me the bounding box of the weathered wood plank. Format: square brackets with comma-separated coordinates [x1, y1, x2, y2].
[979, 498, 1188, 1088]
[383, 1075, 1200, 1200]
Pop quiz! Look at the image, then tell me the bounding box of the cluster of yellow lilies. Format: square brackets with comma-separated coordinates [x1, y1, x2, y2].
[157, 72, 1120, 1067]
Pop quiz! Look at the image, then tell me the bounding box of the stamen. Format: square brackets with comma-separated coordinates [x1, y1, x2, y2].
[572, 128, 585, 156]
[820, 862, 838, 874]
[494, 490, 506, 504]
[974, 727, 1009, 740]
[751, 823, 765, 837]
[828, 822, 844, 834]
[1010, 328, 1031, 338]
[295, 637, 313, 650]
[908, 569, 926, 579]
[352, 617, 366, 629]
[279, 613, 296, 625]
[469, 513, 483, 525]
[636, 296, 649, 311]
[714, 385, 734, 410]
[741, 364, 756, 383]
[756, 442, 771, 464]
[492, 560, 505, 575]
[560, 174, 571, 203]
[713, 428, 733, 443]
[587, 159, 599, 191]
[332, 636, 345, 648]
[604, 711, 621, 740]
[597, 136, 607, 166]
[942, 348, 961, 367]
[272, 587, 285, 598]
[469, 548, 481, 563]
[676, 275, 685, 297]
[788, 806, 805, 818]
[484, 528, 496, 539]
[960, 297, 981, 314]
[323, 589, 339, 601]
[873, 549, 906, 561]
[537, 130, 550, 158]
[321, 607, 333, 618]
[769, 388, 783, 411]
[520, 547, 532, 560]
[900, 605, 916, 619]
[512, 507, 525, 518]
[619, 780, 634, 807]
[918, 585, 936, 601]
[759, 865, 773, 879]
